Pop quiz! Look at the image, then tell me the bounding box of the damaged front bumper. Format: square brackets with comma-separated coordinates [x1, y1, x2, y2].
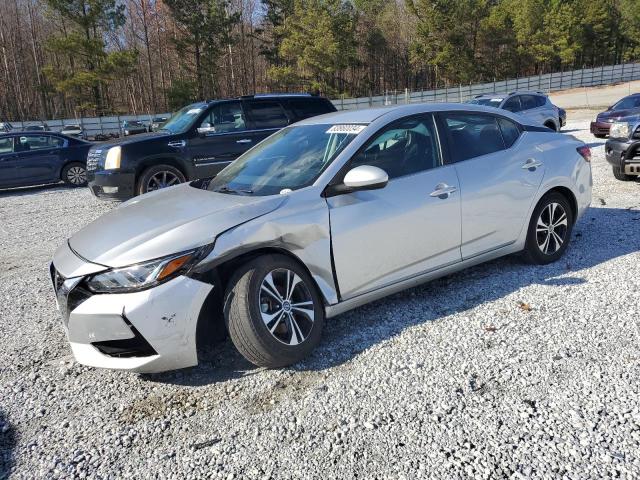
[51, 242, 213, 373]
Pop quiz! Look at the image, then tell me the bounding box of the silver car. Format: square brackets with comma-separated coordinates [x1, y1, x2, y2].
[469, 92, 562, 131]
[51, 104, 592, 373]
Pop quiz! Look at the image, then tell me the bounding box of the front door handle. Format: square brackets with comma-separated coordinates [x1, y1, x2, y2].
[430, 183, 457, 199]
[236, 139, 252, 144]
[168, 140, 186, 148]
[522, 158, 543, 170]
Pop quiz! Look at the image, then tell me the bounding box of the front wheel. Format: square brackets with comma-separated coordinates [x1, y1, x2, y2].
[137, 164, 186, 195]
[61, 162, 87, 186]
[612, 166, 635, 181]
[523, 192, 574, 265]
[224, 255, 325, 368]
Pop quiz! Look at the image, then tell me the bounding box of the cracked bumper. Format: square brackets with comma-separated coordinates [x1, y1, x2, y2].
[52, 245, 213, 373]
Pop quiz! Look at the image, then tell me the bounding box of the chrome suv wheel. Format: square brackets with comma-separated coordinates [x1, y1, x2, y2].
[137, 164, 186, 196]
[224, 254, 325, 368]
[524, 192, 574, 265]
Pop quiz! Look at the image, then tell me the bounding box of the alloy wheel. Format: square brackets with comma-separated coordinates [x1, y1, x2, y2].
[66, 166, 87, 185]
[258, 268, 315, 346]
[536, 202, 568, 255]
[146, 171, 181, 192]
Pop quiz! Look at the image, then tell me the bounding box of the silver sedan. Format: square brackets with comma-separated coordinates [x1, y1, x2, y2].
[51, 104, 592, 372]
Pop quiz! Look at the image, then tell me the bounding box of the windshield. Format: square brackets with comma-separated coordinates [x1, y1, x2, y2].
[468, 98, 503, 107]
[160, 104, 206, 134]
[207, 124, 363, 196]
[612, 96, 640, 111]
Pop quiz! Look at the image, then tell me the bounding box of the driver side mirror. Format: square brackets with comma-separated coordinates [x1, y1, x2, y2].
[197, 123, 216, 135]
[325, 165, 389, 197]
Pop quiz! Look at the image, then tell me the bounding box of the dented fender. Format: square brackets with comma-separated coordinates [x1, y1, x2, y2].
[196, 189, 339, 305]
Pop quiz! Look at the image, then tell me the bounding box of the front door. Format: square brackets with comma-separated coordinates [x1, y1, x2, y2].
[439, 112, 545, 259]
[327, 114, 462, 299]
[188, 101, 251, 178]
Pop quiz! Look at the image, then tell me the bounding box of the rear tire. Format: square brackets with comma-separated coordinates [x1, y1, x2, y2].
[544, 121, 557, 132]
[137, 164, 186, 195]
[224, 254, 325, 368]
[594, 134, 606, 139]
[612, 166, 635, 181]
[61, 162, 87, 187]
[522, 192, 574, 265]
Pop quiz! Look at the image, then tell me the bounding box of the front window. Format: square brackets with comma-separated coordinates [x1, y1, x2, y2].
[207, 124, 362, 196]
[160, 103, 207, 134]
[0, 137, 13, 154]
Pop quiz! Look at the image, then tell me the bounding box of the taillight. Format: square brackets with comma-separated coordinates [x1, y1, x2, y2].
[577, 145, 591, 163]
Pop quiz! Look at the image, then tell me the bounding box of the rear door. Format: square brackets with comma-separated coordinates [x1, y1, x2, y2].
[12, 134, 64, 185]
[438, 112, 545, 259]
[188, 101, 250, 177]
[0, 136, 17, 187]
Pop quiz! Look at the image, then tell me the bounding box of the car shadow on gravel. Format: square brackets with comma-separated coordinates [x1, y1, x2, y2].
[0, 411, 16, 480]
[0, 183, 75, 198]
[146, 206, 640, 385]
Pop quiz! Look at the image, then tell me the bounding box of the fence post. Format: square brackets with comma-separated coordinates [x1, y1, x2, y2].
[405, 88, 409, 104]
[459, 84, 462, 102]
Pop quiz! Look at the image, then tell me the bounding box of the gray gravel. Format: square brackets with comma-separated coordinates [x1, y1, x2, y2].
[1, 114, 640, 479]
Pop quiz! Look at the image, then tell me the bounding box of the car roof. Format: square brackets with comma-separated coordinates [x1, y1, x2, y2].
[475, 91, 546, 99]
[296, 102, 530, 125]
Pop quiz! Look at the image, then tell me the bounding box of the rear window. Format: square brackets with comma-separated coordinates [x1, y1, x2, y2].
[497, 118, 520, 147]
[520, 95, 538, 110]
[288, 98, 336, 120]
[247, 101, 289, 129]
[535, 96, 547, 107]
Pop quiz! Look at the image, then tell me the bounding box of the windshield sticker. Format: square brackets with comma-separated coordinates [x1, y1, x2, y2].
[326, 124, 366, 134]
[187, 108, 202, 115]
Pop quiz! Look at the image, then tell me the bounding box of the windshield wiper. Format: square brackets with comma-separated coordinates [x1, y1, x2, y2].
[213, 185, 254, 195]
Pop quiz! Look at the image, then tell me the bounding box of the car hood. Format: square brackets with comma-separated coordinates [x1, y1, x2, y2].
[69, 184, 285, 268]
[95, 132, 170, 148]
[597, 109, 638, 122]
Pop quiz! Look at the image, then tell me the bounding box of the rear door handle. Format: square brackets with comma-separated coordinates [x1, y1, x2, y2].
[236, 139, 252, 144]
[430, 183, 457, 199]
[522, 158, 543, 170]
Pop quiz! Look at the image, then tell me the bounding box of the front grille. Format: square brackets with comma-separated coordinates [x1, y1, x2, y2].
[50, 264, 92, 326]
[86, 149, 103, 171]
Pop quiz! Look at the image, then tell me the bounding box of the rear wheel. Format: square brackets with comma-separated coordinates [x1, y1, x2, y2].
[612, 166, 635, 181]
[224, 254, 325, 368]
[523, 192, 574, 265]
[137, 164, 186, 195]
[61, 162, 87, 186]
[544, 121, 557, 131]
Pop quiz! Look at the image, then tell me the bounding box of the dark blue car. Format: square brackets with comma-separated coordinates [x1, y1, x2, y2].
[0, 132, 91, 189]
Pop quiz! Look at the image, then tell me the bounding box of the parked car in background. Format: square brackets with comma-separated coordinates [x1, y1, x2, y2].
[122, 120, 147, 136]
[51, 103, 592, 373]
[149, 116, 168, 132]
[467, 92, 562, 130]
[21, 124, 49, 132]
[0, 132, 91, 189]
[605, 116, 640, 181]
[590, 93, 640, 137]
[0, 122, 13, 133]
[86, 93, 337, 200]
[61, 124, 86, 139]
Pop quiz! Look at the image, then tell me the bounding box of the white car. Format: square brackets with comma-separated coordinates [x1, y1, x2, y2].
[51, 103, 592, 373]
[60, 124, 85, 139]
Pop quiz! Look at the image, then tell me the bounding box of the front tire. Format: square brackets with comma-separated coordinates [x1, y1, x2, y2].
[224, 254, 325, 368]
[137, 164, 186, 195]
[61, 162, 87, 187]
[612, 166, 635, 181]
[523, 192, 574, 265]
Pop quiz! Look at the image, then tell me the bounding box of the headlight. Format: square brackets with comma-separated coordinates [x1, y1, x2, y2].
[104, 146, 122, 170]
[85, 246, 211, 293]
[609, 122, 631, 139]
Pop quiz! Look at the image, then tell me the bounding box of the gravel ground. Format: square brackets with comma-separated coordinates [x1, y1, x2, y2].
[1, 114, 639, 479]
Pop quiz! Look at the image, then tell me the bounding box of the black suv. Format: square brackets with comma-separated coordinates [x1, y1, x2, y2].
[87, 94, 337, 200]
